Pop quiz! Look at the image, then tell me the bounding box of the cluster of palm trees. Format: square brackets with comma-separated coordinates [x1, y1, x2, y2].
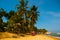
[0, 0, 39, 34]
[0, 0, 47, 34]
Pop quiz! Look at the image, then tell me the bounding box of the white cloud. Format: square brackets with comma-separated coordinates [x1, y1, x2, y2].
[46, 12, 60, 17]
[34, 0, 43, 5]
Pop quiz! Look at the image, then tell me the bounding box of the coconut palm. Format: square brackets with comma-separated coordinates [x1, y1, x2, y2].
[28, 5, 39, 31]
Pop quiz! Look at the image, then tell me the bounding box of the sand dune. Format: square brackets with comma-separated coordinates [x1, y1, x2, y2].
[0, 35, 60, 40]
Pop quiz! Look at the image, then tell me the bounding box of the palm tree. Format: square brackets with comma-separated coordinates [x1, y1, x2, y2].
[28, 5, 39, 31]
[15, 0, 29, 33]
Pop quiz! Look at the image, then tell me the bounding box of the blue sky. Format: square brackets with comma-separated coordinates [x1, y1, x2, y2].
[0, 0, 60, 32]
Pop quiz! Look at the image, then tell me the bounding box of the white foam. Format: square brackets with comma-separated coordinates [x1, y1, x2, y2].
[57, 33, 60, 34]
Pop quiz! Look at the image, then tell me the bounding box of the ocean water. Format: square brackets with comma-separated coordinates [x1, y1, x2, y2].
[46, 32, 60, 37]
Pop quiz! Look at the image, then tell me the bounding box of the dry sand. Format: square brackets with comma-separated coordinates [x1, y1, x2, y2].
[0, 35, 60, 40]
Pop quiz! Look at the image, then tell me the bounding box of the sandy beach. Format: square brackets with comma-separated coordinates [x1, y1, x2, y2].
[0, 35, 60, 40]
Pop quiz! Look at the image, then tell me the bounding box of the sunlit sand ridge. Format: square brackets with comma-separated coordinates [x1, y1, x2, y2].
[0, 35, 60, 40]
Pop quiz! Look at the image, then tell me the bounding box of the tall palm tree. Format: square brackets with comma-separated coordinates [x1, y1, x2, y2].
[16, 0, 29, 33]
[28, 5, 39, 31]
